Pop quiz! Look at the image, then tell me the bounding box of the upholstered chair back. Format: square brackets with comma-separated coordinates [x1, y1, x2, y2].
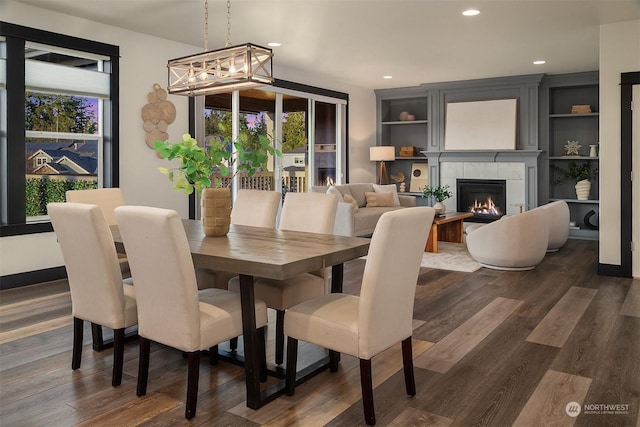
[231, 189, 281, 228]
[47, 202, 128, 328]
[66, 188, 125, 226]
[358, 207, 435, 359]
[280, 192, 338, 234]
[115, 206, 201, 352]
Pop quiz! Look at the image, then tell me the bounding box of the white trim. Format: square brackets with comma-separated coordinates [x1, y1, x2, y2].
[26, 131, 101, 140]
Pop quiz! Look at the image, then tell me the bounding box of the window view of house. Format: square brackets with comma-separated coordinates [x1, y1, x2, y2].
[25, 92, 100, 219]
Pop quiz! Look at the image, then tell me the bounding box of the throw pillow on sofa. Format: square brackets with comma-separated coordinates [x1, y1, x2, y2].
[372, 183, 401, 206]
[365, 191, 395, 207]
[327, 185, 359, 213]
[343, 193, 359, 213]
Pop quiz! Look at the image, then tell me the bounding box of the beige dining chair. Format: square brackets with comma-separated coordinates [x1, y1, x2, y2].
[114, 205, 268, 420]
[66, 188, 130, 275]
[231, 189, 281, 227]
[47, 202, 137, 387]
[197, 189, 281, 290]
[65, 188, 125, 226]
[229, 191, 338, 365]
[284, 207, 435, 426]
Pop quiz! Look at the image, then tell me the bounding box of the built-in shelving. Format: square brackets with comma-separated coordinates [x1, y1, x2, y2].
[544, 71, 599, 240]
[375, 91, 429, 190]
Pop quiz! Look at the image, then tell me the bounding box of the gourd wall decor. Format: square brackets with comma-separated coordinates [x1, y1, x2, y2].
[141, 83, 176, 155]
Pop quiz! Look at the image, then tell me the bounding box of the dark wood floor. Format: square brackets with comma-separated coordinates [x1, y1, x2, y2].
[1, 239, 639, 426]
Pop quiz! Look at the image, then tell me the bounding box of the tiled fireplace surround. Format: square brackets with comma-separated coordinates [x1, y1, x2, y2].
[422, 151, 541, 216]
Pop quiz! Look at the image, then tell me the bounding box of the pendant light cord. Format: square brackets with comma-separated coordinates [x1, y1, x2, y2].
[226, 0, 232, 47]
[203, 0, 209, 51]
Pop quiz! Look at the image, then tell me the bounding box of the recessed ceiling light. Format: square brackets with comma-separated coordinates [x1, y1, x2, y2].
[533, 60, 546, 65]
[267, 42, 282, 47]
[383, 75, 393, 79]
[462, 9, 480, 16]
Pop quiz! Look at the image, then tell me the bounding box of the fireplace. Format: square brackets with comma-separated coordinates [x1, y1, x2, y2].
[457, 179, 506, 223]
[318, 167, 336, 186]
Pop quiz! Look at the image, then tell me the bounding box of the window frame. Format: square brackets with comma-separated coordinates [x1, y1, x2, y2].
[0, 22, 119, 237]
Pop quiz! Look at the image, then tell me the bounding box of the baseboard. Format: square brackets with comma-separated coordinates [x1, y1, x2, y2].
[597, 263, 632, 278]
[0, 266, 67, 290]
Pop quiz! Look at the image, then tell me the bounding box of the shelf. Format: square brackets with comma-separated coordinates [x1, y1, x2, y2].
[549, 113, 599, 118]
[550, 198, 599, 204]
[395, 156, 427, 160]
[382, 120, 428, 125]
[549, 156, 598, 160]
[568, 228, 599, 240]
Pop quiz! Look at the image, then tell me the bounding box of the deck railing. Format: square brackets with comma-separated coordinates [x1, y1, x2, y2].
[211, 169, 309, 193]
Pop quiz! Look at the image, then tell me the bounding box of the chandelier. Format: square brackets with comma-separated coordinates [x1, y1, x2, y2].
[167, 0, 274, 96]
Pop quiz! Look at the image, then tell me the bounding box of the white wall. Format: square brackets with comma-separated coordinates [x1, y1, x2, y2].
[599, 19, 640, 267]
[0, 1, 376, 277]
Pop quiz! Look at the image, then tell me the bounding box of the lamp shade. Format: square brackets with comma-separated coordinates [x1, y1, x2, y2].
[369, 146, 395, 162]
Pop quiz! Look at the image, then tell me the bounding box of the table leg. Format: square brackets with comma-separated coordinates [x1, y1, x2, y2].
[329, 264, 343, 365]
[238, 274, 262, 409]
[331, 264, 344, 293]
[237, 265, 347, 409]
[425, 223, 438, 253]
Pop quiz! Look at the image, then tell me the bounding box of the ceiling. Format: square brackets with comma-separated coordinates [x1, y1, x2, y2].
[13, 0, 640, 90]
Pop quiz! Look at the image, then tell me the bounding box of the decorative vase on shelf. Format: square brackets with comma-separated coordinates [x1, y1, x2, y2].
[201, 187, 231, 236]
[575, 179, 591, 201]
[399, 111, 409, 121]
[589, 144, 598, 157]
[433, 201, 446, 214]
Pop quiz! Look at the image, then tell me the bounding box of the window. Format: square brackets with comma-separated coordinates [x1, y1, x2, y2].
[196, 82, 348, 198]
[0, 22, 119, 236]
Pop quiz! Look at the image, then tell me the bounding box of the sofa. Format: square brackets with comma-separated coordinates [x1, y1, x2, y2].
[311, 183, 416, 236]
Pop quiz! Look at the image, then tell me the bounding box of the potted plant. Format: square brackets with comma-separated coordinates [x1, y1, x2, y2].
[421, 184, 452, 214]
[554, 161, 598, 200]
[154, 126, 281, 236]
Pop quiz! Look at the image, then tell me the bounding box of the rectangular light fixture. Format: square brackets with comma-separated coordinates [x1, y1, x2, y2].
[167, 43, 273, 96]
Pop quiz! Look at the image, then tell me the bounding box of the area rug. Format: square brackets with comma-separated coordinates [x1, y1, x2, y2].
[420, 242, 482, 273]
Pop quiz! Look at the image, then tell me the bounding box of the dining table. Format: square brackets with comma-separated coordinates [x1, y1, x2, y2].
[111, 219, 370, 410]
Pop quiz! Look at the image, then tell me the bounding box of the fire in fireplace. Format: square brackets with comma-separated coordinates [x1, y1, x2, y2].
[318, 168, 336, 186]
[457, 179, 506, 223]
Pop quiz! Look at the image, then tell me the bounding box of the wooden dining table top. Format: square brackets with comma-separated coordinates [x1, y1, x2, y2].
[111, 219, 370, 281]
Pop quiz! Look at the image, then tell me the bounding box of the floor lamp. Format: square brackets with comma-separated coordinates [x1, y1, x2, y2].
[369, 146, 395, 185]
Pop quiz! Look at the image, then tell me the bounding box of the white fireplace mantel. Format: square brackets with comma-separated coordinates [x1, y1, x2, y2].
[420, 150, 542, 213]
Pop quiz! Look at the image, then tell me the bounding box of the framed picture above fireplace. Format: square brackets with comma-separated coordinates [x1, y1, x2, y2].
[444, 99, 517, 151]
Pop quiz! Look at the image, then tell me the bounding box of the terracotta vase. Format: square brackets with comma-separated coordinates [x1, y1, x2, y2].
[575, 179, 591, 201]
[201, 187, 231, 236]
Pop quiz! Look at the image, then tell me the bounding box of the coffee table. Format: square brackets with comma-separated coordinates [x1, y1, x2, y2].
[425, 212, 474, 253]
